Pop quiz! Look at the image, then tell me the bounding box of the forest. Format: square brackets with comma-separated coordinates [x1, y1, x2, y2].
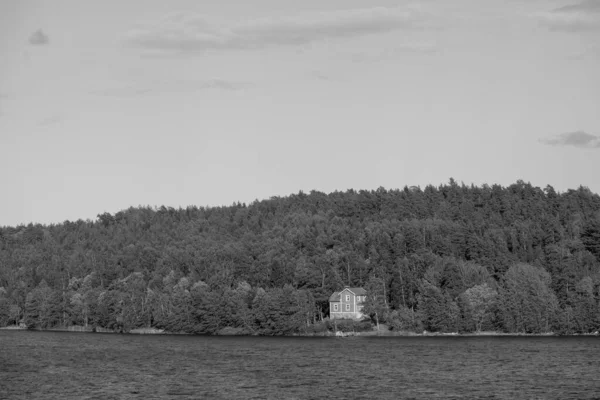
[1, 179, 600, 335]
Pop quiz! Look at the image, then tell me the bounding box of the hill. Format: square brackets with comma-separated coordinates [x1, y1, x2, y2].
[1, 179, 599, 334]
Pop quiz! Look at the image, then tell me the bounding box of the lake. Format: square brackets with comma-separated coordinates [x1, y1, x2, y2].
[1, 331, 599, 399]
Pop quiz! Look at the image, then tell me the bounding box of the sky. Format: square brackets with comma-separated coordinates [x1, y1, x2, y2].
[1, 0, 599, 227]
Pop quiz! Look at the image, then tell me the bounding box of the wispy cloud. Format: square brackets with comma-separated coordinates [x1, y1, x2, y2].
[554, 0, 600, 13]
[29, 29, 49, 45]
[540, 130, 600, 149]
[567, 43, 600, 59]
[307, 70, 335, 82]
[537, 0, 600, 32]
[124, 7, 430, 53]
[37, 115, 64, 127]
[346, 42, 436, 63]
[91, 78, 246, 98]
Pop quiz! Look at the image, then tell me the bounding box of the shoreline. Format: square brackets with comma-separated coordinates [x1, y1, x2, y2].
[1, 325, 598, 337]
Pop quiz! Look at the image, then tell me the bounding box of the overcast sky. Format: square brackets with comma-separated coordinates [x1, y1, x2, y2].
[1, 0, 599, 226]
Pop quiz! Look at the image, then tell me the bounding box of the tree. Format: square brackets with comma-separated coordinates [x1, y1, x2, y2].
[363, 276, 388, 329]
[498, 264, 559, 333]
[460, 283, 497, 332]
[418, 281, 459, 332]
[9, 304, 22, 326]
[386, 306, 423, 332]
[24, 280, 60, 329]
[582, 218, 600, 261]
[565, 276, 600, 333]
[0, 295, 10, 326]
[164, 277, 193, 332]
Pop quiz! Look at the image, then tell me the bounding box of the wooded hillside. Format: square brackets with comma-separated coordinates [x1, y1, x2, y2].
[1, 179, 599, 334]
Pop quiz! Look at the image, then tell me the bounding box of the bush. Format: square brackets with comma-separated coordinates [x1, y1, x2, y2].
[325, 319, 373, 332]
[304, 321, 329, 334]
[354, 320, 374, 332]
[386, 307, 423, 332]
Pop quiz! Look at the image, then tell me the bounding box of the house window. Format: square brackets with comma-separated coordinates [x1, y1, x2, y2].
[346, 304, 350, 311]
[345, 295, 350, 301]
[333, 304, 338, 311]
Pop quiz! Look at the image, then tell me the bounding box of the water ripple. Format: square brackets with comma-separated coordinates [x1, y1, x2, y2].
[1, 332, 599, 399]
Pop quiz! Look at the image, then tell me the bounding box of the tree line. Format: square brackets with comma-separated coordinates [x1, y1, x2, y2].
[1, 179, 599, 335]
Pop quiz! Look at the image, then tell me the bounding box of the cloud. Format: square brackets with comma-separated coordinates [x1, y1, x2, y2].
[29, 29, 49, 45]
[91, 78, 246, 97]
[537, 0, 600, 31]
[124, 7, 430, 53]
[306, 70, 333, 81]
[566, 43, 600, 59]
[540, 131, 600, 149]
[37, 115, 64, 127]
[345, 42, 436, 63]
[554, 0, 600, 13]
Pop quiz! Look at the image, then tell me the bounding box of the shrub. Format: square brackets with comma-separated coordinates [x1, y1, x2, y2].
[325, 319, 372, 332]
[305, 321, 329, 334]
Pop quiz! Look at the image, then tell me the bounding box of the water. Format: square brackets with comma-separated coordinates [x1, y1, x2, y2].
[1, 331, 599, 399]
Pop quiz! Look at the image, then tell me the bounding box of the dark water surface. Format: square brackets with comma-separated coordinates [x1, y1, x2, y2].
[1, 331, 599, 399]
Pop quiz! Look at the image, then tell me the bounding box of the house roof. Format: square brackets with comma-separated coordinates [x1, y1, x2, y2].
[329, 287, 367, 302]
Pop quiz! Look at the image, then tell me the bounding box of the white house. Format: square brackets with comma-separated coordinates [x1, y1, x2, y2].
[329, 287, 367, 320]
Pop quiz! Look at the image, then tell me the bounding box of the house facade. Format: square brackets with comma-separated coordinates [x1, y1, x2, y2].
[329, 287, 367, 320]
